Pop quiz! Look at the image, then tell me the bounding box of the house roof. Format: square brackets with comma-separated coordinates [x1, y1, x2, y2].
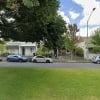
[6, 42, 37, 47]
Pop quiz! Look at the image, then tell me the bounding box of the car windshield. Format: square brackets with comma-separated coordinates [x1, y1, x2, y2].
[17, 55, 22, 58]
[36, 56, 45, 58]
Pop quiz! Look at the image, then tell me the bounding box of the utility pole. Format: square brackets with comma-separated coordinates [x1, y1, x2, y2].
[86, 8, 96, 59]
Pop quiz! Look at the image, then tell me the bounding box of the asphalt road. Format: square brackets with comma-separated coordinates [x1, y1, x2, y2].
[0, 62, 100, 69]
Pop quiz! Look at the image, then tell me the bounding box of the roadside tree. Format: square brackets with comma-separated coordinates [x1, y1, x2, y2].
[0, 0, 68, 57]
[91, 28, 100, 53]
[65, 24, 79, 60]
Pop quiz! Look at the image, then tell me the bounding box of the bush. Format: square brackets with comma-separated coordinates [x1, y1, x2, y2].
[1, 52, 10, 56]
[90, 47, 100, 53]
[36, 45, 52, 57]
[75, 47, 84, 57]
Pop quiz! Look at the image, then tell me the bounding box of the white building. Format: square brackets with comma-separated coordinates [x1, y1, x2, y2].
[6, 42, 37, 57]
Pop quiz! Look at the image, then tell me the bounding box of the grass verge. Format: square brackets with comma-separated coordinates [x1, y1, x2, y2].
[0, 67, 100, 100]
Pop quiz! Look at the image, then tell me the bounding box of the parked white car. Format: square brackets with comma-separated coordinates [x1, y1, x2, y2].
[91, 55, 100, 64]
[32, 56, 53, 63]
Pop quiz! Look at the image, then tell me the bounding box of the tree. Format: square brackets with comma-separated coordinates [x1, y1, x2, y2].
[68, 24, 79, 43]
[91, 28, 100, 46]
[75, 47, 84, 57]
[44, 15, 67, 57]
[91, 28, 100, 53]
[0, 0, 39, 9]
[0, 0, 7, 9]
[65, 24, 79, 60]
[0, 0, 59, 42]
[0, 0, 67, 57]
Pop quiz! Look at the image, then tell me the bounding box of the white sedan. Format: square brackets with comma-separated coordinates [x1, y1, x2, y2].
[32, 56, 53, 63]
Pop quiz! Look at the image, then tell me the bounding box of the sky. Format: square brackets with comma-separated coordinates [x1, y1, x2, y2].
[58, 0, 100, 37]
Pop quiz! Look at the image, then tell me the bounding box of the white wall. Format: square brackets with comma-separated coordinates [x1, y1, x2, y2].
[20, 46, 37, 56]
[6, 42, 38, 56]
[7, 47, 19, 55]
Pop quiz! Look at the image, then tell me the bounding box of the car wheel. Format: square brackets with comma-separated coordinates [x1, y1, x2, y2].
[7, 59, 10, 62]
[33, 59, 37, 63]
[97, 60, 100, 64]
[46, 60, 50, 63]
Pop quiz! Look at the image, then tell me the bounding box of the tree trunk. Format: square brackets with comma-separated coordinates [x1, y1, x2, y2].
[70, 50, 73, 60]
[53, 48, 58, 58]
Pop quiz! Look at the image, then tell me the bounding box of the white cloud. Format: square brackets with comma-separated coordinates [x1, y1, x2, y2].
[77, 26, 99, 37]
[58, 11, 70, 23]
[72, 0, 100, 36]
[72, 0, 100, 26]
[69, 11, 80, 19]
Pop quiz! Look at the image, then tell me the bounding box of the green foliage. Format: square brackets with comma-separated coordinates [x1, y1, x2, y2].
[0, 0, 7, 9]
[90, 47, 100, 53]
[64, 24, 79, 59]
[91, 28, 100, 46]
[65, 34, 75, 51]
[0, 0, 60, 43]
[0, 42, 6, 54]
[68, 24, 79, 42]
[0, 44, 4, 54]
[0, 42, 10, 56]
[90, 28, 100, 53]
[23, 0, 39, 8]
[76, 47, 84, 57]
[45, 15, 67, 50]
[1, 51, 10, 56]
[36, 45, 52, 57]
[0, 0, 67, 57]
[6, 0, 39, 8]
[65, 24, 79, 51]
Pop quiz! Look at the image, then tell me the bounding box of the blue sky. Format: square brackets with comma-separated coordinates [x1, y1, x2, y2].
[58, 0, 100, 36]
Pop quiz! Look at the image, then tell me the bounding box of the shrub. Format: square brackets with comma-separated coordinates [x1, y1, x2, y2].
[75, 47, 84, 57]
[90, 47, 100, 53]
[1, 52, 10, 56]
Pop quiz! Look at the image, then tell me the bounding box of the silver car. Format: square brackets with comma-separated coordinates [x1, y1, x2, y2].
[32, 56, 53, 63]
[91, 55, 100, 64]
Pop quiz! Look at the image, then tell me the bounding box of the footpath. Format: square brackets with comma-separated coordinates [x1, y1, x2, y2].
[54, 58, 91, 63]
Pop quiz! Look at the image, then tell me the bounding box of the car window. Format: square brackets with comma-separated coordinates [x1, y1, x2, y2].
[37, 56, 44, 58]
[13, 56, 17, 57]
[18, 55, 21, 58]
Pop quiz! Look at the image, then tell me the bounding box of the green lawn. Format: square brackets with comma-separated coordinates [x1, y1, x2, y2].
[0, 68, 100, 100]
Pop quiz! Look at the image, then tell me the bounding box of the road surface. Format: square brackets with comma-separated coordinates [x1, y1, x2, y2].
[0, 62, 100, 69]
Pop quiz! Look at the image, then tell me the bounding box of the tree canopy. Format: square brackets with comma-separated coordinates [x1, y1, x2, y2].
[64, 24, 79, 59]
[0, 0, 60, 41]
[65, 24, 79, 50]
[0, 0, 67, 55]
[91, 28, 100, 46]
[90, 28, 100, 53]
